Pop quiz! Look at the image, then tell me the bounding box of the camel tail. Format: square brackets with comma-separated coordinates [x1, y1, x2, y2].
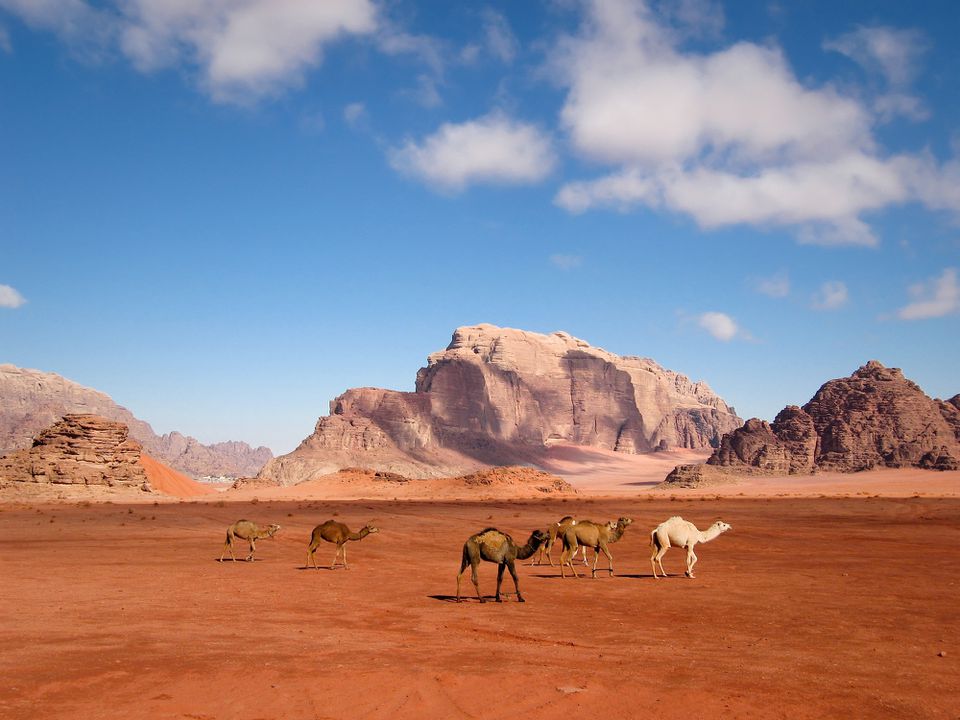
[459, 543, 470, 574]
[650, 529, 661, 551]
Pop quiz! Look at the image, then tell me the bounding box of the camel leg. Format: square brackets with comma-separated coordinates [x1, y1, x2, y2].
[686, 546, 698, 578]
[507, 559, 524, 602]
[342, 543, 349, 570]
[472, 561, 484, 603]
[496, 563, 505, 602]
[306, 542, 319, 569]
[599, 542, 614, 576]
[220, 538, 232, 563]
[547, 539, 555, 567]
[331, 544, 342, 569]
[246, 538, 256, 562]
[654, 544, 669, 577]
[456, 552, 469, 602]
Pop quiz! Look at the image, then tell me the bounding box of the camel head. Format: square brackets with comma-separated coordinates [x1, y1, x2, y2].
[530, 529, 549, 549]
[266, 524, 281, 537]
[364, 524, 380, 535]
[616, 517, 633, 529]
[713, 521, 732, 534]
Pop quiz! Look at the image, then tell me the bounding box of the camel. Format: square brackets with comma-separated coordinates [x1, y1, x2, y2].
[559, 517, 632, 578]
[306, 520, 380, 569]
[531, 516, 590, 567]
[456, 527, 549, 603]
[650, 516, 732, 578]
[220, 520, 281, 562]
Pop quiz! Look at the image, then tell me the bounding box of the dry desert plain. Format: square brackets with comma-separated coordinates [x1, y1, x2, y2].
[2, 455, 959, 720]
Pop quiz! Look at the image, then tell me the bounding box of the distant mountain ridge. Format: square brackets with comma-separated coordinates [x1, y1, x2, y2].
[0, 364, 272, 478]
[259, 324, 742, 484]
[664, 360, 960, 486]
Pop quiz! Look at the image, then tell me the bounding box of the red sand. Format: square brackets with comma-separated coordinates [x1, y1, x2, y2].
[2, 494, 958, 719]
[139, 454, 216, 497]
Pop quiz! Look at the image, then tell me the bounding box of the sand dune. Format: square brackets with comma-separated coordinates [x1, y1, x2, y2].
[139, 454, 215, 497]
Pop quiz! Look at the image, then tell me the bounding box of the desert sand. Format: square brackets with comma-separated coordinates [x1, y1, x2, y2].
[2, 480, 958, 719]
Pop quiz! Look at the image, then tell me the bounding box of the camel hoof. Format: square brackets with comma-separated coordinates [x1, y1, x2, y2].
[517, 596, 525, 603]
[495, 597, 503, 603]
[480, 598, 487, 604]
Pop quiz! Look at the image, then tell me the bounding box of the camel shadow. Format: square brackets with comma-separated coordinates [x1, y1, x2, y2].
[295, 566, 346, 571]
[429, 594, 518, 603]
[214, 558, 264, 563]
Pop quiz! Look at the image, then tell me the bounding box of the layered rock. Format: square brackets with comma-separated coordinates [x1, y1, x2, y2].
[664, 361, 960, 485]
[0, 414, 150, 488]
[260, 324, 741, 484]
[0, 364, 272, 478]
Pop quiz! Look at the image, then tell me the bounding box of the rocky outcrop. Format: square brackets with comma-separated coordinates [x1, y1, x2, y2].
[259, 324, 741, 484]
[0, 364, 272, 478]
[0, 414, 150, 488]
[664, 361, 960, 485]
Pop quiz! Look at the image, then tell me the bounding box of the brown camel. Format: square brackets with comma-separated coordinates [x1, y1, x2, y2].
[531, 515, 590, 567]
[305, 520, 380, 569]
[220, 520, 281, 562]
[456, 527, 549, 603]
[559, 517, 633, 578]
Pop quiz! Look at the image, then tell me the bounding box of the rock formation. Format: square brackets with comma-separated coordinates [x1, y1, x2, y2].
[664, 361, 959, 486]
[259, 324, 741, 484]
[0, 414, 150, 488]
[0, 364, 272, 478]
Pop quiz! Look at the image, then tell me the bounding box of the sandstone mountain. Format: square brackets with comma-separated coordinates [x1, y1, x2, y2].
[0, 414, 151, 488]
[665, 361, 960, 486]
[0, 364, 272, 478]
[259, 324, 742, 484]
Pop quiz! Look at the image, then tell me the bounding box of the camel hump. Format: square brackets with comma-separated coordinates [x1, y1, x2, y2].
[667, 515, 684, 523]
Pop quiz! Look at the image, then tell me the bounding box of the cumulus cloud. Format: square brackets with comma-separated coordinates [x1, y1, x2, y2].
[119, 0, 378, 102]
[550, 254, 583, 270]
[0, 0, 378, 102]
[0, 284, 26, 308]
[697, 311, 741, 342]
[811, 281, 849, 310]
[389, 112, 555, 192]
[897, 268, 959, 320]
[552, 0, 958, 246]
[755, 273, 790, 298]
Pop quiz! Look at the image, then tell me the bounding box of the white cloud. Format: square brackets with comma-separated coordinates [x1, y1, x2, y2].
[0, 284, 26, 309]
[897, 268, 960, 320]
[755, 273, 790, 298]
[697, 311, 740, 342]
[0, 24, 11, 53]
[0, 0, 378, 102]
[482, 8, 518, 63]
[824, 25, 927, 88]
[550, 254, 582, 270]
[811, 280, 849, 310]
[552, 0, 959, 245]
[343, 101, 367, 127]
[119, 0, 378, 103]
[389, 112, 555, 192]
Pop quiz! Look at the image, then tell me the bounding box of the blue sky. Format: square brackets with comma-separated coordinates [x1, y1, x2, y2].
[1, 0, 958, 454]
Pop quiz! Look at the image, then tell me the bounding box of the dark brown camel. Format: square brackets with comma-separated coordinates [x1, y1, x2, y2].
[305, 520, 380, 569]
[559, 517, 633, 578]
[456, 527, 549, 603]
[219, 520, 281, 562]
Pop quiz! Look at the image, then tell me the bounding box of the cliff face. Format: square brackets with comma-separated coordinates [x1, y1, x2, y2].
[0, 364, 273, 478]
[259, 324, 742, 484]
[664, 361, 959, 486]
[0, 414, 150, 488]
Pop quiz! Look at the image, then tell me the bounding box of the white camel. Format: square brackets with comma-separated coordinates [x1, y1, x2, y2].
[650, 516, 732, 578]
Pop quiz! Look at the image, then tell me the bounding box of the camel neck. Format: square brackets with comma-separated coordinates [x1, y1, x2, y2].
[515, 533, 542, 560]
[700, 525, 723, 543]
[348, 528, 368, 541]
